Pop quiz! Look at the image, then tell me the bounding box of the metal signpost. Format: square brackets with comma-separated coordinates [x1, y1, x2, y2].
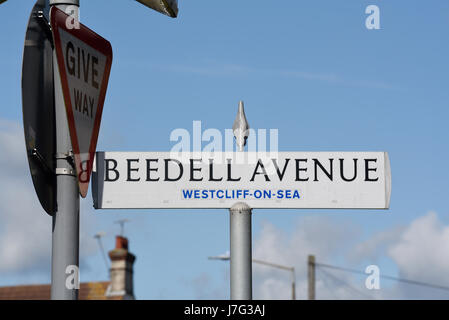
[49, 1, 114, 300]
[18, 0, 178, 300]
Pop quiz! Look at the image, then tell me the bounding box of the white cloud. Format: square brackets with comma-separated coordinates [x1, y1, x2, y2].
[252, 212, 449, 300]
[389, 212, 449, 281]
[0, 119, 51, 276]
[0, 120, 99, 283]
[252, 217, 364, 300]
[349, 226, 405, 265]
[182, 272, 228, 300]
[387, 212, 449, 299]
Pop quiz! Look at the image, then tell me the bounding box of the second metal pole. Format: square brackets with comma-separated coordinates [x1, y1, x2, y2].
[230, 202, 252, 300]
[308, 255, 316, 300]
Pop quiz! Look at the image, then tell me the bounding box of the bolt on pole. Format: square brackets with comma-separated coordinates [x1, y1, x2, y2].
[49, 0, 80, 300]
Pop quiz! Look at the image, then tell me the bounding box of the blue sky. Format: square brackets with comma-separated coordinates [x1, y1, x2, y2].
[1, 0, 449, 299]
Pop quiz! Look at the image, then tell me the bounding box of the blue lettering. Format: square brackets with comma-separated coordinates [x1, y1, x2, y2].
[183, 190, 193, 199]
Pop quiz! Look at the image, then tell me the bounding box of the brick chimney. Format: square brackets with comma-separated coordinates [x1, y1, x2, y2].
[107, 236, 136, 299]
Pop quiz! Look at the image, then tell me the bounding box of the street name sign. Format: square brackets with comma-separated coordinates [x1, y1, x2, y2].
[51, 7, 113, 197]
[92, 152, 391, 209]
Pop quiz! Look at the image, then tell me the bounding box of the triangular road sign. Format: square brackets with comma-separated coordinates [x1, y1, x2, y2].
[51, 7, 113, 197]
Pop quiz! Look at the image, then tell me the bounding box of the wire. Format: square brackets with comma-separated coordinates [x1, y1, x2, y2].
[98, 239, 109, 270]
[316, 262, 449, 292]
[316, 266, 375, 300]
[315, 268, 342, 299]
[94, 236, 109, 276]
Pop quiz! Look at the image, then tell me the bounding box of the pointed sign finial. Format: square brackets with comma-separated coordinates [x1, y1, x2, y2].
[232, 101, 250, 152]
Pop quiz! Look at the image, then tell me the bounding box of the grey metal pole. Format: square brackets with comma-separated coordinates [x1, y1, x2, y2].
[230, 202, 252, 300]
[291, 268, 296, 300]
[49, 0, 80, 300]
[229, 101, 252, 300]
[308, 255, 316, 300]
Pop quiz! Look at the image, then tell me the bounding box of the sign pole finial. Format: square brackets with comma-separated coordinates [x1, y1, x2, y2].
[232, 101, 250, 152]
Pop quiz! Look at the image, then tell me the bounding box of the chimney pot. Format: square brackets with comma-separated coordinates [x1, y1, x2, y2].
[115, 236, 128, 250]
[108, 236, 135, 299]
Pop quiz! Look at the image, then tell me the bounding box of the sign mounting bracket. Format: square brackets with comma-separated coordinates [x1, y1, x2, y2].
[30, 148, 54, 178]
[34, 10, 53, 45]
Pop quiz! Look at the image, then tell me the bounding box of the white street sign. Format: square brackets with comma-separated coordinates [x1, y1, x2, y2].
[51, 7, 113, 197]
[92, 152, 391, 209]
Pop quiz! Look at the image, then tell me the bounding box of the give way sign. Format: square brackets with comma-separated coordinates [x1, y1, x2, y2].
[51, 7, 113, 197]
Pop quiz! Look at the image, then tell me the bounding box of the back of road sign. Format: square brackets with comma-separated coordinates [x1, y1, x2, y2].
[51, 7, 113, 198]
[22, 0, 56, 215]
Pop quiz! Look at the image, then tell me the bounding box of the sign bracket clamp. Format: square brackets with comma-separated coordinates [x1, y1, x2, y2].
[55, 168, 76, 176]
[55, 152, 75, 176]
[34, 10, 53, 46]
[30, 148, 76, 177]
[55, 151, 76, 172]
[30, 148, 54, 178]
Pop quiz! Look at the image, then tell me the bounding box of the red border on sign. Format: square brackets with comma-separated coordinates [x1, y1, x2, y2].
[51, 7, 113, 198]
